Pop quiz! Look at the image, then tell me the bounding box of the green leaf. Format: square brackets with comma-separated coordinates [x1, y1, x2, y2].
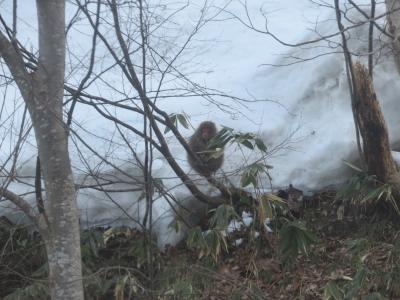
[165, 281, 194, 297]
[364, 292, 385, 300]
[240, 163, 272, 188]
[209, 147, 224, 159]
[279, 221, 318, 265]
[345, 238, 369, 257]
[240, 172, 257, 188]
[343, 160, 364, 172]
[186, 226, 207, 253]
[255, 138, 268, 152]
[209, 204, 239, 230]
[164, 127, 170, 134]
[176, 113, 189, 129]
[258, 193, 286, 223]
[324, 281, 344, 300]
[204, 230, 228, 261]
[164, 114, 178, 133]
[4, 282, 48, 300]
[168, 218, 182, 233]
[209, 127, 233, 148]
[248, 284, 265, 300]
[240, 139, 254, 149]
[345, 265, 368, 299]
[186, 226, 228, 261]
[239, 195, 252, 206]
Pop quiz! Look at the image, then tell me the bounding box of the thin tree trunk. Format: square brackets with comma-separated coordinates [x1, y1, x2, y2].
[0, 0, 84, 298]
[33, 1, 84, 298]
[386, 0, 400, 73]
[353, 63, 398, 182]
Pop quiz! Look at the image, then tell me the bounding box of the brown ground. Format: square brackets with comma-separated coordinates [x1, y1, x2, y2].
[1, 189, 400, 299]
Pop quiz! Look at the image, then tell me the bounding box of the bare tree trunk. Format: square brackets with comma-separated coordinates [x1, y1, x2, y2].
[0, 0, 84, 298]
[353, 63, 398, 182]
[34, 1, 83, 298]
[386, 0, 400, 73]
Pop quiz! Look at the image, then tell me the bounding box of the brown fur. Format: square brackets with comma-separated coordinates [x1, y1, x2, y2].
[187, 121, 224, 176]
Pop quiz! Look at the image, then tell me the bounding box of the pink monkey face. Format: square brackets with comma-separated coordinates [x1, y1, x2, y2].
[201, 126, 215, 140]
[201, 127, 211, 139]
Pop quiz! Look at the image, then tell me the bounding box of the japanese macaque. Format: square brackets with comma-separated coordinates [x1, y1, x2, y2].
[187, 121, 224, 176]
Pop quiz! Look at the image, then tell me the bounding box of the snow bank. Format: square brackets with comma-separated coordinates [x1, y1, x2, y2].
[1, 1, 399, 247]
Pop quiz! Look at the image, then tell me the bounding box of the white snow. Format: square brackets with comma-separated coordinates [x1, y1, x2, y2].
[1, 1, 399, 247]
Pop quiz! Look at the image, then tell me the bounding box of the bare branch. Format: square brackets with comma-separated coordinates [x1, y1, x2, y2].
[66, 0, 101, 128]
[0, 187, 37, 225]
[0, 31, 30, 100]
[334, 0, 365, 168]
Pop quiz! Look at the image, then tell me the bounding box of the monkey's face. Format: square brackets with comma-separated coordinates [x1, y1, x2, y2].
[200, 125, 216, 141]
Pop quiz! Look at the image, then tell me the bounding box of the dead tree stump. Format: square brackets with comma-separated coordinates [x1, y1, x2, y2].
[353, 62, 400, 186]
